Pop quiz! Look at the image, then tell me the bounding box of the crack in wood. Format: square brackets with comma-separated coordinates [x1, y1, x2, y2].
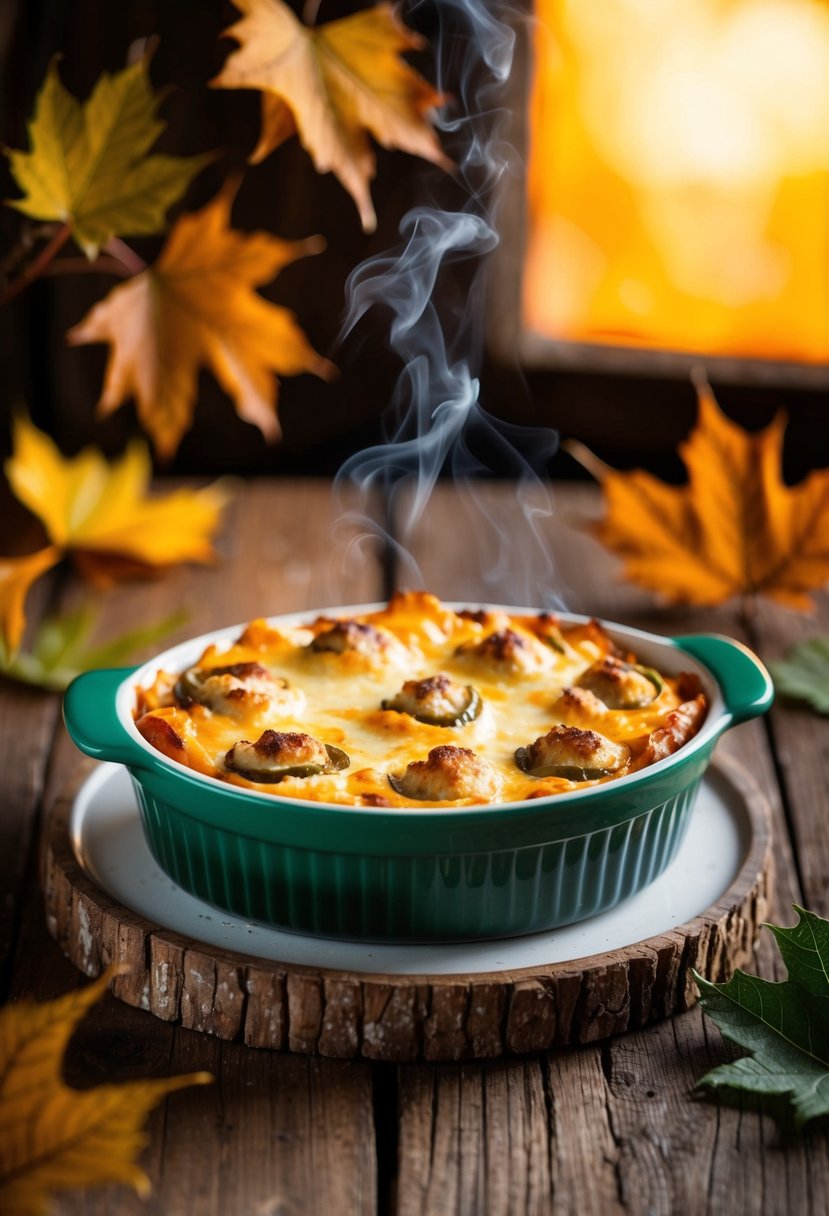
[599, 1043, 627, 1207]
[373, 1064, 399, 1216]
[539, 1055, 557, 1207]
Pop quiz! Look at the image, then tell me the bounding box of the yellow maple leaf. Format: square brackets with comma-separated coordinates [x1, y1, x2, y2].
[0, 966, 211, 1215]
[212, 0, 450, 232]
[568, 375, 829, 611]
[67, 179, 335, 459]
[0, 416, 229, 651]
[6, 415, 228, 572]
[5, 57, 210, 259]
[0, 548, 60, 655]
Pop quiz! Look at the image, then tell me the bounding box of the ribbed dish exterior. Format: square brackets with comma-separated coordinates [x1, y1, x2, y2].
[132, 777, 702, 941]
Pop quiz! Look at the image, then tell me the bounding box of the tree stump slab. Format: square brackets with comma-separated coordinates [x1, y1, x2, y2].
[44, 757, 772, 1062]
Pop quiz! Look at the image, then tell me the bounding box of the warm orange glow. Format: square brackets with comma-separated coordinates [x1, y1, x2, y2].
[524, 0, 829, 361]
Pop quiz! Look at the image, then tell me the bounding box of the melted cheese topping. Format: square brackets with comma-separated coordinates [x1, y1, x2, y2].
[134, 592, 707, 808]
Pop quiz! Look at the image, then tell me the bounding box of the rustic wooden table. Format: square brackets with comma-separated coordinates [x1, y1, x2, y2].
[4, 479, 828, 1215]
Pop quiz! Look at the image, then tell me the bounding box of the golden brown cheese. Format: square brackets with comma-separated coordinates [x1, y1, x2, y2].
[134, 592, 708, 807]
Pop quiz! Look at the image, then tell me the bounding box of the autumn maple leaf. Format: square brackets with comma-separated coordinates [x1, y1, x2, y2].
[67, 179, 335, 459]
[5, 57, 210, 259]
[212, 0, 450, 232]
[5, 414, 229, 583]
[0, 415, 228, 652]
[0, 966, 211, 1215]
[0, 548, 61, 656]
[568, 374, 829, 611]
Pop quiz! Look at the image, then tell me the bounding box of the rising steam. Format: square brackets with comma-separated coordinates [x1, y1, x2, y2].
[331, 0, 561, 609]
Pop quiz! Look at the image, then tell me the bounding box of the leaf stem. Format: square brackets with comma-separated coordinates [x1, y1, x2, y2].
[562, 438, 612, 482]
[0, 221, 58, 282]
[0, 222, 72, 308]
[104, 237, 147, 275]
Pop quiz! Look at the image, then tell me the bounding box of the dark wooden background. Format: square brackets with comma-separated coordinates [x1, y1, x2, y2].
[1, 0, 827, 494]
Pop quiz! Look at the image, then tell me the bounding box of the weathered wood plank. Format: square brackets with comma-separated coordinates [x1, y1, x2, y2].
[752, 591, 829, 916]
[8, 477, 829, 1216]
[398, 1051, 628, 1216]
[7, 478, 382, 1216]
[9, 911, 184, 1216]
[0, 500, 67, 987]
[0, 574, 64, 996]
[599, 1001, 829, 1216]
[545, 488, 826, 1213]
[0, 672, 61, 988]
[543, 1048, 625, 1216]
[399, 480, 817, 1216]
[524, 483, 819, 1216]
[396, 1061, 553, 1216]
[152, 1035, 378, 1216]
[15, 904, 379, 1216]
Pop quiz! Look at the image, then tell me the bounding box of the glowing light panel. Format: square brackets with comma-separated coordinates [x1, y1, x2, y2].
[524, 0, 829, 361]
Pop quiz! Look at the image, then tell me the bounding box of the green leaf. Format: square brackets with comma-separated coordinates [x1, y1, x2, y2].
[32, 603, 97, 670]
[0, 604, 187, 691]
[768, 905, 829, 997]
[769, 636, 829, 715]
[695, 907, 829, 1127]
[79, 612, 188, 670]
[6, 57, 211, 258]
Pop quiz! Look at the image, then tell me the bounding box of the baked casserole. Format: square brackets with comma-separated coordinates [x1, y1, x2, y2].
[134, 592, 708, 809]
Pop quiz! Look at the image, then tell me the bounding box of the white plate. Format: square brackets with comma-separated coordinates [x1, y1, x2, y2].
[71, 762, 750, 976]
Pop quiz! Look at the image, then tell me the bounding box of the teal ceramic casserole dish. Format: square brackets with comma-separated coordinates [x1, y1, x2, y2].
[63, 608, 773, 942]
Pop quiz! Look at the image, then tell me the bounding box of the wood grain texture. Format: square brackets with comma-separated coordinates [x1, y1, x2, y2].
[547, 489, 826, 1216]
[544, 1048, 625, 1216]
[0, 572, 63, 995]
[6, 478, 829, 1215]
[753, 592, 829, 916]
[396, 1061, 553, 1216]
[6, 480, 381, 1216]
[0, 671, 61, 985]
[398, 480, 823, 1216]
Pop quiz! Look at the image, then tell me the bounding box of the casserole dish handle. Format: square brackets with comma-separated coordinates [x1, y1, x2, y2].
[63, 667, 146, 767]
[673, 634, 773, 725]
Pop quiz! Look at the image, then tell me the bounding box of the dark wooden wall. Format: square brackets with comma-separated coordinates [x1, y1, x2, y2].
[1, 0, 827, 486]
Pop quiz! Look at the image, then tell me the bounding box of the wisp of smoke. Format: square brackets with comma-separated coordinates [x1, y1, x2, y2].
[331, 0, 562, 609]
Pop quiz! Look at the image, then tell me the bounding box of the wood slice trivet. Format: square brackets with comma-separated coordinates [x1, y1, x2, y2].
[43, 758, 773, 1063]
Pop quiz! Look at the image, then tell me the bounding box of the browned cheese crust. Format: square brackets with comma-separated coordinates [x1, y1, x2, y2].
[134, 594, 710, 808]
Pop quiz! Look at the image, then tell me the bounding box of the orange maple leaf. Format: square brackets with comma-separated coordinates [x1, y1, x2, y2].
[569, 375, 829, 611]
[212, 0, 450, 232]
[0, 966, 211, 1214]
[67, 179, 335, 460]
